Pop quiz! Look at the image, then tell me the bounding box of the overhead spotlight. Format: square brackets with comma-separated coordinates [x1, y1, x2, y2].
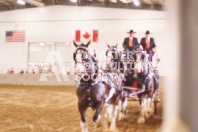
[120, 0, 131, 4]
[70, 0, 77, 3]
[40, 43, 44, 46]
[66, 41, 71, 45]
[133, 0, 140, 6]
[109, 0, 117, 3]
[17, 0, 25, 5]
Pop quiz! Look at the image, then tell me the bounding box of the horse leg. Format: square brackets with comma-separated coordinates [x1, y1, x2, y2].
[145, 84, 155, 118]
[137, 97, 146, 124]
[93, 102, 103, 127]
[145, 97, 154, 119]
[78, 103, 88, 132]
[105, 88, 116, 103]
[104, 106, 108, 119]
[118, 99, 123, 120]
[122, 97, 128, 116]
[105, 104, 113, 123]
[153, 93, 158, 115]
[148, 86, 155, 117]
[109, 104, 118, 131]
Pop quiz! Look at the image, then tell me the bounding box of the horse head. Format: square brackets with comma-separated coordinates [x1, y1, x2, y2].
[106, 44, 120, 61]
[135, 51, 151, 77]
[73, 40, 91, 48]
[73, 40, 98, 81]
[73, 40, 91, 62]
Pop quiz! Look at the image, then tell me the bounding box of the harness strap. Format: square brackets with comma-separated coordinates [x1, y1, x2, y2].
[86, 88, 93, 107]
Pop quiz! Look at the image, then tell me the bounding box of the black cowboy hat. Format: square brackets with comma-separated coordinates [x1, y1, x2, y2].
[145, 30, 152, 34]
[127, 30, 136, 34]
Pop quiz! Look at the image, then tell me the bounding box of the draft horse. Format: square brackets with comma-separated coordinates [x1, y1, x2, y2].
[106, 47, 159, 124]
[73, 41, 122, 132]
[129, 51, 159, 124]
[105, 44, 128, 120]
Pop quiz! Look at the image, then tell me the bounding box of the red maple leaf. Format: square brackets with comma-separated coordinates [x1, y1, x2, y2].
[83, 32, 90, 39]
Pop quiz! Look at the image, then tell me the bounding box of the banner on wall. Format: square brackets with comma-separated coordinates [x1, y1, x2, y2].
[6, 30, 25, 42]
[75, 30, 81, 42]
[75, 30, 98, 42]
[93, 30, 98, 42]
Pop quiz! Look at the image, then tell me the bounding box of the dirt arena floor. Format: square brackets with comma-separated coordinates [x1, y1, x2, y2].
[0, 85, 163, 132]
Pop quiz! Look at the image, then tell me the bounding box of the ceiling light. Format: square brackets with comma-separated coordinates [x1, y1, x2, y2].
[17, 0, 25, 5]
[134, 0, 140, 6]
[40, 43, 44, 46]
[109, 0, 117, 3]
[66, 41, 71, 45]
[120, 0, 132, 3]
[71, 0, 77, 3]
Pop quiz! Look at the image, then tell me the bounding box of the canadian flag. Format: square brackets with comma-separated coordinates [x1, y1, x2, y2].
[75, 30, 98, 43]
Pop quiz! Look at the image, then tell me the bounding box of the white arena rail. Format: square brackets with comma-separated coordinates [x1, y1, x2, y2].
[0, 74, 75, 86]
[0, 74, 164, 87]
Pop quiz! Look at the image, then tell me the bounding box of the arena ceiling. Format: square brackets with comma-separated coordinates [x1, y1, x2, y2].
[0, 0, 165, 12]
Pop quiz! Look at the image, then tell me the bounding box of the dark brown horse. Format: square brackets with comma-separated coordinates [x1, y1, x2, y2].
[105, 44, 132, 120]
[73, 41, 122, 131]
[124, 51, 159, 124]
[106, 47, 159, 123]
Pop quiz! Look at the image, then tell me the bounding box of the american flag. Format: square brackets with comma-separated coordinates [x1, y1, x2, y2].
[6, 30, 25, 42]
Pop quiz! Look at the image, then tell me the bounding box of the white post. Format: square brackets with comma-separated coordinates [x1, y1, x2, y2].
[162, 0, 198, 131]
[180, 0, 198, 131]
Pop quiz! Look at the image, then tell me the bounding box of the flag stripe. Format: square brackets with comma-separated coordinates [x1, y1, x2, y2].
[93, 30, 98, 42]
[6, 30, 25, 42]
[75, 30, 81, 42]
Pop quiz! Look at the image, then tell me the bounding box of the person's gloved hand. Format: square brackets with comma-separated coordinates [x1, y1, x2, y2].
[152, 48, 156, 53]
[139, 45, 143, 50]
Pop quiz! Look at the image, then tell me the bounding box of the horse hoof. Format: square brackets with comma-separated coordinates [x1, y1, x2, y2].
[97, 124, 101, 128]
[109, 126, 118, 132]
[94, 121, 101, 128]
[121, 114, 126, 119]
[137, 117, 145, 124]
[145, 113, 151, 119]
[99, 117, 109, 130]
[124, 110, 128, 115]
[80, 121, 89, 132]
[145, 111, 154, 119]
[118, 115, 122, 121]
